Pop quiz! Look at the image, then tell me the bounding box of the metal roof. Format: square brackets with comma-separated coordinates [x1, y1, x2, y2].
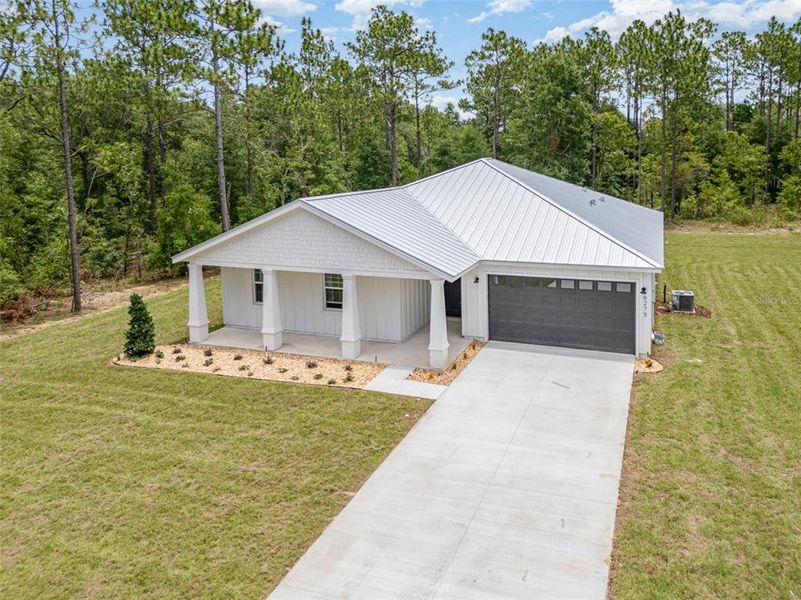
[483, 159, 664, 268]
[173, 158, 663, 276]
[302, 188, 480, 278]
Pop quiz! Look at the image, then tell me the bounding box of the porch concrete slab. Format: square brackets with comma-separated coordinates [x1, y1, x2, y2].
[364, 366, 447, 399]
[268, 342, 635, 600]
[203, 318, 471, 369]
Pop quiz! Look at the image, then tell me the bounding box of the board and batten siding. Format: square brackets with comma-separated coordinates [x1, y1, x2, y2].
[460, 264, 657, 356]
[221, 268, 430, 343]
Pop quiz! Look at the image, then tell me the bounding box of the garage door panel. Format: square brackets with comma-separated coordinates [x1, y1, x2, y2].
[489, 275, 635, 354]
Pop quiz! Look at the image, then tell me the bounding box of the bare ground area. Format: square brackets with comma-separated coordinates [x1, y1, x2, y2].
[114, 343, 386, 389]
[0, 276, 190, 341]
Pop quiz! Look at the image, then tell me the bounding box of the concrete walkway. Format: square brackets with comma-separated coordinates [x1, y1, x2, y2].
[269, 342, 635, 600]
[364, 366, 447, 400]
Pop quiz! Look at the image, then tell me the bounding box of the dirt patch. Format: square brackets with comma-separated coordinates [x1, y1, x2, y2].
[114, 343, 385, 389]
[407, 339, 485, 385]
[0, 277, 188, 341]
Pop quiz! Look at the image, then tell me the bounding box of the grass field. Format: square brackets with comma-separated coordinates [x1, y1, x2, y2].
[3, 232, 800, 599]
[610, 231, 801, 599]
[0, 279, 429, 599]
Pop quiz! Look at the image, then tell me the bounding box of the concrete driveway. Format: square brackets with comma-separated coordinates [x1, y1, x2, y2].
[269, 342, 635, 600]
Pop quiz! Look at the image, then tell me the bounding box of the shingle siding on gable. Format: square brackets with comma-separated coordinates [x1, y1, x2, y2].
[193, 208, 425, 274]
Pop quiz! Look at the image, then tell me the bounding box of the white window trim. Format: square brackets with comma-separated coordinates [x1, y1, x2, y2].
[323, 273, 343, 311]
[253, 269, 263, 305]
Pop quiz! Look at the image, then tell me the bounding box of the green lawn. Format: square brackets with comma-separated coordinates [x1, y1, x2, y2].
[0, 279, 429, 599]
[610, 231, 801, 599]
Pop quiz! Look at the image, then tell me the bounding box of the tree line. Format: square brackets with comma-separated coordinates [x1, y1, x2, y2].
[0, 1, 799, 311]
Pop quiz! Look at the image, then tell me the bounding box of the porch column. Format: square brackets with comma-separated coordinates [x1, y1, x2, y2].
[187, 263, 209, 342]
[340, 273, 362, 359]
[261, 268, 283, 351]
[428, 278, 449, 369]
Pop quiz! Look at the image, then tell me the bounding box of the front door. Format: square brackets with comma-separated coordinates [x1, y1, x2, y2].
[444, 279, 462, 317]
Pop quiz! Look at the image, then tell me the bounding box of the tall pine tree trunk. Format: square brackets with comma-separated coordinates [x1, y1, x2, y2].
[389, 101, 398, 186]
[414, 80, 422, 169]
[54, 0, 81, 312]
[244, 69, 253, 204]
[213, 51, 230, 230]
[492, 80, 499, 159]
[659, 91, 668, 212]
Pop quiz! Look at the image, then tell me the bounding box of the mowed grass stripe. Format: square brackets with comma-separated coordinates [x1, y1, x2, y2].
[1, 281, 428, 599]
[610, 231, 801, 600]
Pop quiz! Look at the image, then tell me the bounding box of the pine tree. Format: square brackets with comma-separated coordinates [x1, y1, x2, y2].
[124, 293, 155, 357]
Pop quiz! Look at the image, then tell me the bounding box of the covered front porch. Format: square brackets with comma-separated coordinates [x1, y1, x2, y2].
[186, 263, 469, 370]
[202, 318, 469, 369]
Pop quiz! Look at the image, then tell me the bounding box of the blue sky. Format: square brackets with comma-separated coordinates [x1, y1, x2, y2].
[256, 0, 801, 109]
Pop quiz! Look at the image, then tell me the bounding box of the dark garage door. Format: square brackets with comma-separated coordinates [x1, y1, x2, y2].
[488, 275, 635, 354]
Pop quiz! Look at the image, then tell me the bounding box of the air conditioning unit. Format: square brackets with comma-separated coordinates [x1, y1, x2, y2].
[671, 290, 695, 313]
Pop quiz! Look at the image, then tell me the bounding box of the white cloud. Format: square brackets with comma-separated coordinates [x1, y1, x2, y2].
[429, 94, 473, 120]
[335, 0, 426, 30]
[468, 0, 532, 24]
[415, 15, 433, 29]
[253, 0, 317, 16]
[260, 14, 297, 34]
[538, 0, 801, 43]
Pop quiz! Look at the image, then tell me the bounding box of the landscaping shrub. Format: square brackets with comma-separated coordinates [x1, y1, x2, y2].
[263, 356, 274, 365]
[327, 378, 337, 385]
[203, 348, 213, 357]
[123, 293, 155, 357]
[233, 354, 243, 361]
[306, 360, 317, 369]
[314, 373, 323, 380]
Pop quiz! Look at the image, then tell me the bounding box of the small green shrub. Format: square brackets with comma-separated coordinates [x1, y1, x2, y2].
[344, 364, 353, 372]
[204, 358, 213, 367]
[238, 364, 248, 371]
[263, 356, 274, 365]
[175, 354, 185, 362]
[306, 360, 317, 369]
[203, 348, 213, 357]
[313, 373, 323, 380]
[155, 350, 164, 359]
[327, 378, 337, 385]
[344, 373, 354, 383]
[278, 367, 288, 374]
[124, 293, 155, 357]
[290, 375, 299, 381]
[172, 347, 182, 354]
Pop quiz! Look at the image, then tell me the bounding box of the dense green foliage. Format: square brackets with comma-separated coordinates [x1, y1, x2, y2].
[0, 3, 800, 305]
[123, 292, 155, 356]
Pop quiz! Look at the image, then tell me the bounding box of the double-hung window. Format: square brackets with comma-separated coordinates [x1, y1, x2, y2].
[253, 269, 263, 304]
[324, 273, 343, 309]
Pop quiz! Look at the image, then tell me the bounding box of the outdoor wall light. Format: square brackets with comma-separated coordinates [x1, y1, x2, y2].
[640, 286, 647, 294]
[474, 277, 480, 284]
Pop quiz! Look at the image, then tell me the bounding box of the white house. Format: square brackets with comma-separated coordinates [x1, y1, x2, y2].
[173, 158, 664, 369]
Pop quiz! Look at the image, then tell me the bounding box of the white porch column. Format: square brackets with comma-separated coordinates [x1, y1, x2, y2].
[428, 278, 449, 369]
[340, 273, 362, 359]
[261, 268, 283, 351]
[187, 263, 209, 342]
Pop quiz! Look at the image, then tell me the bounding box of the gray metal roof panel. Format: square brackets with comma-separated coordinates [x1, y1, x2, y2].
[484, 158, 664, 267]
[302, 188, 480, 279]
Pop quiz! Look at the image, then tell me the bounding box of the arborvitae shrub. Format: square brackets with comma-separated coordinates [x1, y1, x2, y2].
[124, 293, 155, 357]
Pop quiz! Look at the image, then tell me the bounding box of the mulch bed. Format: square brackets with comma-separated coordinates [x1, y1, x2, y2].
[114, 343, 385, 389]
[655, 300, 712, 318]
[408, 339, 485, 386]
